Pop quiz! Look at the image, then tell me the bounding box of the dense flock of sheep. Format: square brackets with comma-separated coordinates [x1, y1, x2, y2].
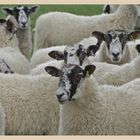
[0, 4, 140, 135]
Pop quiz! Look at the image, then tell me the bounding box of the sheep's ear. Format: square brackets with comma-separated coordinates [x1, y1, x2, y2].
[136, 44, 140, 54]
[48, 51, 64, 60]
[28, 5, 39, 14]
[84, 65, 96, 77]
[103, 4, 111, 14]
[127, 31, 140, 41]
[77, 44, 83, 56]
[2, 7, 13, 15]
[6, 19, 14, 33]
[45, 66, 61, 77]
[87, 45, 100, 56]
[92, 31, 105, 44]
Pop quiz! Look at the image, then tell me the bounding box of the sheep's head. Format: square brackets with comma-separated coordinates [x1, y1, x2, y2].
[45, 64, 96, 104]
[2, 5, 39, 29]
[92, 29, 140, 64]
[48, 43, 99, 66]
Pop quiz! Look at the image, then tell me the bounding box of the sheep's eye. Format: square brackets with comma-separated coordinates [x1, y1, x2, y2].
[75, 74, 82, 80]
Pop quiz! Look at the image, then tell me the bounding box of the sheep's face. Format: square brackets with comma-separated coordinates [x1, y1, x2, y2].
[45, 64, 96, 104]
[92, 29, 140, 64]
[2, 5, 39, 29]
[48, 44, 99, 66]
[104, 30, 128, 63]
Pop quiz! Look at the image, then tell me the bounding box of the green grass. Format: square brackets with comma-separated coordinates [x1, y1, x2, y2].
[0, 5, 103, 28]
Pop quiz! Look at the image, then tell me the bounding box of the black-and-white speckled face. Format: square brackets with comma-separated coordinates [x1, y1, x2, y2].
[2, 5, 38, 29]
[13, 6, 29, 29]
[64, 44, 87, 65]
[104, 29, 129, 63]
[56, 64, 84, 103]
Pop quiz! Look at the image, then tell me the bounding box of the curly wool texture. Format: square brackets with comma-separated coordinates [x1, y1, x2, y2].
[0, 73, 61, 135]
[58, 76, 140, 135]
[34, 5, 138, 50]
[0, 22, 30, 74]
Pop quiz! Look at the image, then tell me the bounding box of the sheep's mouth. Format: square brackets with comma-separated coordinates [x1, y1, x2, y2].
[112, 58, 120, 62]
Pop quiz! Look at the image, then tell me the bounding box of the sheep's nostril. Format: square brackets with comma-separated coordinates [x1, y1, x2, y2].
[57, 93, 64, 100]
[112, 52, 120, 58]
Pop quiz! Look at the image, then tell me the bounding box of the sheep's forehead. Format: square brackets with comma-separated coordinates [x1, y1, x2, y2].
[61, 64, 83, 77]
[107, 30, 128, 41]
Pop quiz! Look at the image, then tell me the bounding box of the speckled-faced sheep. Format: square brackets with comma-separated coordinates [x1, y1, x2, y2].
[30, 43, 99, 75]
[91, 29, 140, 65]
[30, 36, 98, 68]
[2, 5, 39, 59]
[46, 63, 140, 135]
[34, 43, 140, 87]
[34, 5, 138, 50]
[103, 4, 140, 29]
[0, 16, 30, 74]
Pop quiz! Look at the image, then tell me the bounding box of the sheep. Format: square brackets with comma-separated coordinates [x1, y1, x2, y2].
[33, 42, 140, 87]
[91, 29, 140, 65]
[46, 63, 140, 135]
[0, 16, 30, 74]
[0, 70, 67, 135]
[34, 5, 138, 50]
[2, 5, 39, 60]
[30, 36, 98, 68]
[103, 4, 140, 29]
[30, 43, 99, 75]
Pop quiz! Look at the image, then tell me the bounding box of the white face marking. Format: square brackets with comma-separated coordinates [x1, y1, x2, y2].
[17, 7, 28, 29]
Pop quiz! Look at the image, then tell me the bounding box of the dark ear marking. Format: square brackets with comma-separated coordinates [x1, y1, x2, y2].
[136, 44, 140, 54]
[0, 19, 6, 24]
[92, 31, 105, 45]
[45, 66, 61, 77]
[48, 51, 64, 60]
[28, 5, 39, 14]
[77, 44, 83, 56]
[2, 7, 13, 15]
[6, 19, 14, 33]
[84, 65, 96, 77]
[128, 31, 140, 41]
[87, 45, 100, 56]
[103, 4, 111, 14]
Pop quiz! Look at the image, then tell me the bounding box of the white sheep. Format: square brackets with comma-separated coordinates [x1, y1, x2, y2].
[103, 4, 140, 29]
[34, 5, 138, 50]
[0, 16, 30, 74]
[0, 71, 66, 135]
[46, 63, 140, 135]
[2, 5, 39, 60]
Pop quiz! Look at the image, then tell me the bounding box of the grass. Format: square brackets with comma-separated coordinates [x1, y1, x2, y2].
[0, 5, 104, 28]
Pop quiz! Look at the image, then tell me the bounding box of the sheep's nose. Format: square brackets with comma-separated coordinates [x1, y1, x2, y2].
[57, 93, 64, 100]
[21, 21, 27, 26]
[112, 52, 120, 58]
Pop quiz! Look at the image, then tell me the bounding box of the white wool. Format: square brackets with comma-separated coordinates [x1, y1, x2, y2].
[34, 5, 138, 50]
